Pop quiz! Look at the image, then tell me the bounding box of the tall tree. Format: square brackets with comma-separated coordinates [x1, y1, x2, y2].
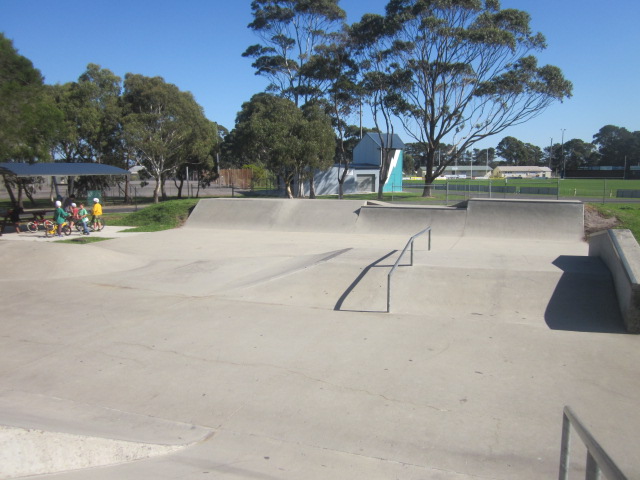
[51, 65, 126, 198]
[230, 93, 304, 197]
[0, 34, 62, 206]
[350, 15, 406, 199]
[496, 136, 542, 165]
[304, 30, 361, 198]
[229, 93, 335, 198]
[298, 102, 336, 197]
[562, 138, 599, 171]
[122, 74, 211, 203]
[243, 0, 346, 106]
[593, 125, 640, 172]
[351, 0, 572, 196]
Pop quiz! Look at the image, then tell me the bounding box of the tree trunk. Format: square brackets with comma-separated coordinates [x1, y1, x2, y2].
[337, 157, 350, 200]
[153, 178, 161, 203]
[422, 181, 433, 197]
[67, 176, 75, 197]
[123, 176, 131, 203]
[422, 152, 437, 197]
[378, 149, 393, 200]
[2, 175, 17, 205]
[161, 177, 167, 201]
[22, 181, 36, 207]
[285, 181, 294, 199]
[16, 183, 24, 209]
[309, 176, 316, 199]
[175, 177, 184, 199]
[284, 171, 294, 199]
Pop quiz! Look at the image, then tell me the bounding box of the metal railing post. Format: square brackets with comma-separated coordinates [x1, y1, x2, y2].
[558, 406, 628, 480]
[387, 226, 431, 313]
[559, 411, 571, 480]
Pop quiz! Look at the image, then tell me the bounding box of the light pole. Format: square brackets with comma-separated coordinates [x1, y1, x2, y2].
[549, 138, 553, 168]
[560, 129, 566, 178]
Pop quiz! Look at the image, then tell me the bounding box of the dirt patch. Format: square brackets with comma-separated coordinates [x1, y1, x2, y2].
[584, 204, 619, 236]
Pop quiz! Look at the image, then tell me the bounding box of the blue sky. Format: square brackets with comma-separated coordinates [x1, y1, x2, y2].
[1, 0, 639, 152]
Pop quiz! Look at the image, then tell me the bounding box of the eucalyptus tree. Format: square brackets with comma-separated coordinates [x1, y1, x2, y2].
[349, 14, 409, 199]
[122, 74, 212, 202]
[351, 0, 573, 196]
[0, 34, 62, 205]
[593, 125, 640, 171]
[298, 102, 336, 197]
[51, 64, 127, 197]
[496, 136, 542, 166]
[173, 119, 220, 198]
[561, 139, 599, 171]
[231, 93, 303, 197]
[242, 0, 346, 106]
[303, 31, 362, 198]
[229, 93, 335, 198]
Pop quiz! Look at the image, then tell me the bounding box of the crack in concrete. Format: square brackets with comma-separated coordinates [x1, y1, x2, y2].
[114, 342, 449, 412]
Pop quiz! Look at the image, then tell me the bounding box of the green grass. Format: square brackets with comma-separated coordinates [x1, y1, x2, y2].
[58, 236, 113, 244]
[590, 203, 640, 240]
[106, 198, 199, 232]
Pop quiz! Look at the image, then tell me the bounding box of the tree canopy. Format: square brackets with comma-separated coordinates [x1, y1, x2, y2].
[243, 0, 346, 106]
[122, 74, 216, 202]
[0, 33, 61, 164]
[350, 0, 573, 195]
[228, 93, 335, 198]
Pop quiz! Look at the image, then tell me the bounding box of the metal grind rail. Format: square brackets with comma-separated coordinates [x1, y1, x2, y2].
[559, 406, 628, 480]
[387, 226, 431, 313]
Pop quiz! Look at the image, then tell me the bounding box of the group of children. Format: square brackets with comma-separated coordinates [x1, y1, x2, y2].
[52, 197, 102, 237]
[9, 196, 103, 236]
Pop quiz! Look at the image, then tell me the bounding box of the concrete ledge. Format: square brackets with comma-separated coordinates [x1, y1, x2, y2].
[589, 229, 640, 333]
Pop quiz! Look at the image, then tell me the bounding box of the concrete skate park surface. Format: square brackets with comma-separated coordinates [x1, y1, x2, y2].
[1, 198, 638, 479]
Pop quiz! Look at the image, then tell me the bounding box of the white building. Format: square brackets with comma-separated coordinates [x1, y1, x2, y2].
[492, 166, 552, 179]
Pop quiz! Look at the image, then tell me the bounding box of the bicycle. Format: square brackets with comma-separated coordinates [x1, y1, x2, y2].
[27, 217, 54, 233]
[73, 217, 105, 232]
[45, 221, 71, 238]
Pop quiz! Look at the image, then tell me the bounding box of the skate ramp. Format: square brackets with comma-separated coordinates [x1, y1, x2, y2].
[3, 197, 638, 480]
[186, 198, 363, 233]
[187, 197, 584, 241]
[464, 198, 584, 241]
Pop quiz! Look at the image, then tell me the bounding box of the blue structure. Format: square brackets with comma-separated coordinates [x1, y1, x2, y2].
[352, 133, 405, 193]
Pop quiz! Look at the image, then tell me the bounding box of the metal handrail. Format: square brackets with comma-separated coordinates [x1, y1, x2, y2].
[387, 226, 431, 313]
[559, 406, 628, 480]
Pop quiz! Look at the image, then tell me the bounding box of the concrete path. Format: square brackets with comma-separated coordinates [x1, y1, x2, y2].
[0, 198, 638, 479]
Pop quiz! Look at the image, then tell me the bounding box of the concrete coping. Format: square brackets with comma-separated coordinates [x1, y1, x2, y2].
[589, 229, 640, 333]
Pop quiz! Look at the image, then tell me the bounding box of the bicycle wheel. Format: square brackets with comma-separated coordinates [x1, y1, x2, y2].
[27, 221, 38, 232]
[75, 220, 83, 232]
[43, 220, 54, 231]
[45, 225, 54, 238]
[62, 224, 71, 236]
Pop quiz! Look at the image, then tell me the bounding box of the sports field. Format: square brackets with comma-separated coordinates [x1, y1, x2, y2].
[395, 177, 640, 202]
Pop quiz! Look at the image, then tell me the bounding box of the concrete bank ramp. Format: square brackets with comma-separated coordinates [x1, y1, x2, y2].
[0, 392, 212, 478]
[187, 197, 584, 241]
[187, 198, 363, 233]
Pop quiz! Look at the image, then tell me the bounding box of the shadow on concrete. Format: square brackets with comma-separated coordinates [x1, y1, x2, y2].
[334, 250, 397, 313]
[545, 256, 627, 333]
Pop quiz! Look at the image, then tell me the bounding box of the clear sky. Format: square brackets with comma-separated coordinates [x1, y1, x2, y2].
[1, 0, 639, 152]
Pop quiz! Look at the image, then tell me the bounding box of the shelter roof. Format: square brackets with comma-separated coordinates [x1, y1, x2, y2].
[0, 162, 129, 178]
